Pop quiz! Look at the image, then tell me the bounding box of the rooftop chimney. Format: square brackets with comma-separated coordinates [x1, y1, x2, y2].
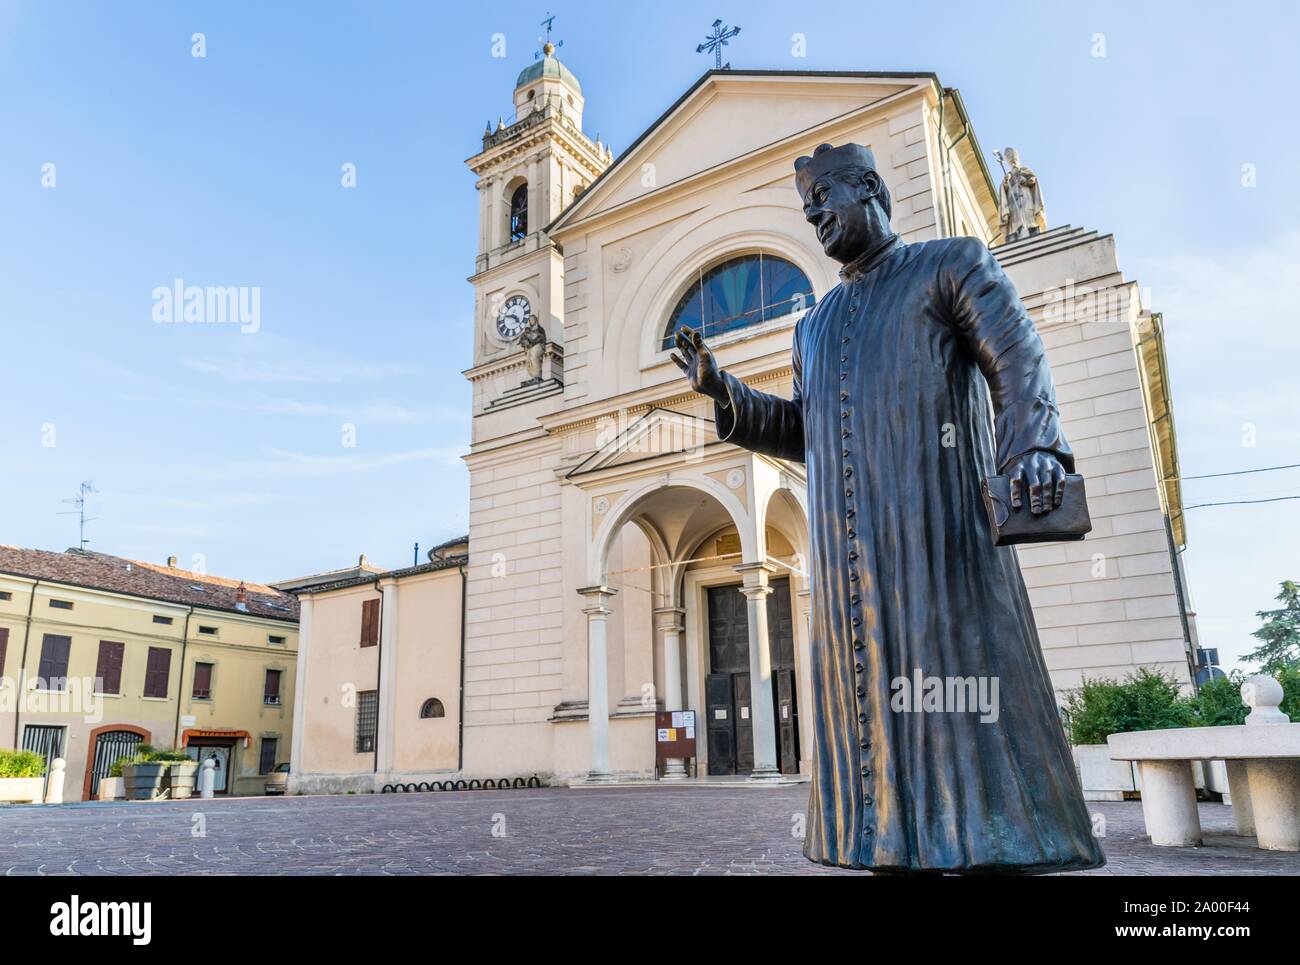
[167, 555, 177, 568]
[235, 581, 248, 612]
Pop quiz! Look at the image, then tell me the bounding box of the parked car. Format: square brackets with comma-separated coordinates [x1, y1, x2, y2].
[264, 762, 290, 795]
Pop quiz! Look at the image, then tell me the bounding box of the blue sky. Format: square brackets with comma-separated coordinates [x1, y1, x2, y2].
[1, 2, 1297, 669]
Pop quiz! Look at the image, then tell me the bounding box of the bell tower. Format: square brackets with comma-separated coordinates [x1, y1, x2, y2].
[465, 28, 612, 419]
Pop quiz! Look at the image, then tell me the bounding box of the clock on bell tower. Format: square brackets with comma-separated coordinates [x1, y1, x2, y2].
[465, 24, 612, 419]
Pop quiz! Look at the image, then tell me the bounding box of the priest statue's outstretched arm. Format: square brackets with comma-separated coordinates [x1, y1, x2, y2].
[670, 325, 805, 464]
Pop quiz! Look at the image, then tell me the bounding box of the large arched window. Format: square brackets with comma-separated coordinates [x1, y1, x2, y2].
[660, 253, 815, 350]
[509, 185, 528, 242]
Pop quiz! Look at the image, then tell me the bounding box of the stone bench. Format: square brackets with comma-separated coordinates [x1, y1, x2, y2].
[1107, 675, 1300, 851]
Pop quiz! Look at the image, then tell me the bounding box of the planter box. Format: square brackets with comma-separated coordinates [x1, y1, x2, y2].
[97, 776, 126, 801]
[1073, 744, 1138, 801]
[169, 761, 199, 800]
[0, 777, 44, 804]
[123, 762, 169, 801]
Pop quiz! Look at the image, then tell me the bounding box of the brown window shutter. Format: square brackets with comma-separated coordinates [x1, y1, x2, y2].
[37, 634, 72, 691]
[360, 598, 380, 648]
[192, 661, 213, 698]
[0, 627, 8, 675]
[95, 641, 125, 694]
[144, 646, 172, 699]
[264, 669, 281, 703]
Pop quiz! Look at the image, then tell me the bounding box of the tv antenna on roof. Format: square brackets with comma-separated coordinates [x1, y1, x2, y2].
[59, 480, 99, 551]
[696, 18, 741, 70]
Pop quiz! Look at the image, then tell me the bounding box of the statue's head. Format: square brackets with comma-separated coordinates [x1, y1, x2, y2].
[1002, 147, 1020, 167]
[526, 314, 539, 329]
[794, 143, 893, 264]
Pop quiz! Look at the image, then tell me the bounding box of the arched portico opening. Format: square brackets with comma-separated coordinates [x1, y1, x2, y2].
[578, 473, 811, 783]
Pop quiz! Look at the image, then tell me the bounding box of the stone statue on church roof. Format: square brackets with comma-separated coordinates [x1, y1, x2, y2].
[997, 146, 1047, 243]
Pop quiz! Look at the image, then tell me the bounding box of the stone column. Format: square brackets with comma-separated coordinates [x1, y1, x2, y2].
[1137, 760, 1202, 846]
[654, 606, 687, 779]
[578, 586, 617, 783]
[736, 562, 781, 781]
[527, 154, 541, 242]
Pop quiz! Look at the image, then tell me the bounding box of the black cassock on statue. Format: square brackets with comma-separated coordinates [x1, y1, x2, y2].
[714, 233, 1104, 873]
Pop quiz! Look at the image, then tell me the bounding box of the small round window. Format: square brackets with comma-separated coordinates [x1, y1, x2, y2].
[420, 698, 446, 719]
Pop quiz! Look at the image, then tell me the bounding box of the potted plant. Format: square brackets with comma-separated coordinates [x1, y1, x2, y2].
[0, 749, 46, 804]
[1062, 669, 1197, 801]
[160, 749, 199, 799]
[122, 745, 170, 800]
[97, 757, 129, 800]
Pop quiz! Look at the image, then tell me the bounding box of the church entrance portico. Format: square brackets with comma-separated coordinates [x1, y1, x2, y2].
[572, 448, 811, 785]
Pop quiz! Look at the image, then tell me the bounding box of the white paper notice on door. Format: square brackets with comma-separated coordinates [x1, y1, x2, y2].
[671, 711, 686, 728]
[741, 707, 750, 720]
[714, 709, 727, 720]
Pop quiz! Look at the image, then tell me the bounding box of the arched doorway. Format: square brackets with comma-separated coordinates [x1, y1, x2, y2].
[584, 478, 756, 781]
[83, 724, 150, 801]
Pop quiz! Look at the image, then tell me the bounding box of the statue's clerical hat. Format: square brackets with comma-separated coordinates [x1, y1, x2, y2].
[794, 142, 878, 198]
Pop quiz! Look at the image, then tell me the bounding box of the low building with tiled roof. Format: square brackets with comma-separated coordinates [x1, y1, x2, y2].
[0, 545, 301, 801]
[0, 545, 299, 621]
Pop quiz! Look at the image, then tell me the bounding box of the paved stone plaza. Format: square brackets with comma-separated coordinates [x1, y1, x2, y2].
[0, 786, 1296, 875]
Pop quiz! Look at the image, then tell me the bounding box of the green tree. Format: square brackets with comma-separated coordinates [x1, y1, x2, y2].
[1243, 580, 1300, 674]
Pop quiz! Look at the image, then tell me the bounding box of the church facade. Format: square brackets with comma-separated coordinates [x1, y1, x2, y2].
[289, 52, 1203, 792]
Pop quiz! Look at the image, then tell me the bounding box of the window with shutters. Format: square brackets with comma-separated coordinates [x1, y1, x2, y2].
[0, 626, 9, 675]
[360, 598, 380, 648]
[143, 646, 172, 699]
[192, 661, 214, 699]
[264, 669, 282, 705]
[259, 737, 278, 775]
[355, 690, 378, 753]
[95, 641, 125, 695]
[36, 634, 71, 691]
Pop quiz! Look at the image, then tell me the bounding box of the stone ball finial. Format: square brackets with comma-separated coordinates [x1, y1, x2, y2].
[1241, 674, 1288, 725]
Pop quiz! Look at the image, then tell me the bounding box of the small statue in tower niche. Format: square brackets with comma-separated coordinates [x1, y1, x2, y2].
[519, 314, 547, 384]
[997, 146, 1047, 243]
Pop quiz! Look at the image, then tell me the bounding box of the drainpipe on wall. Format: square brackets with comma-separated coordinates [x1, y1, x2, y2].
[372, 580, 383, 775]
[457, 563, 467, 774]
[12, 578, 40, 747]
[172, 607, 194, 748]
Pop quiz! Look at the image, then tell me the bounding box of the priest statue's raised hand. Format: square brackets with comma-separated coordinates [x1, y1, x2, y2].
[670, 142, 1104, 874]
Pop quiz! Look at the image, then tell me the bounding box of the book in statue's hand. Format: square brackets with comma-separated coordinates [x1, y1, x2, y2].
[981, 473, 1092, 546]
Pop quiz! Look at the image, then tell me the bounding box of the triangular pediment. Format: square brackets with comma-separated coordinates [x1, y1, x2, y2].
[550, 70, 933, 234]
[566, 407, 716, 478]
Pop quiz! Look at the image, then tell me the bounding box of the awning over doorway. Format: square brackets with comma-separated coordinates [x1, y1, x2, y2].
[181, 728, 251, 749]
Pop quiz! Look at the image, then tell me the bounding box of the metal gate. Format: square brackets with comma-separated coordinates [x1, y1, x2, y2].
[21, 725, 65, 799]
[89, 730, 145, 799]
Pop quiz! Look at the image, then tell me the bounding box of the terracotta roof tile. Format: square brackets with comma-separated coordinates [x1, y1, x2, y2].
[0, 545, 299, 622]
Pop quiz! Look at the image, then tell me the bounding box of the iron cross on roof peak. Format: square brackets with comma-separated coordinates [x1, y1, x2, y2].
[536, 11, 564, 58]
[696, 18, 740, 70]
